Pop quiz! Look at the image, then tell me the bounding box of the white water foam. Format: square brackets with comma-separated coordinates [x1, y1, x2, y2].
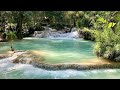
[0, 54, 120, 79]
[33, 27, 79, 39]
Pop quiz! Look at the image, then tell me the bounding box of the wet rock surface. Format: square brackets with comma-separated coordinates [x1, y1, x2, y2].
[0, 54, 9, 59]
[31, 62, 120, 70]
[10, 51, 120, 71]
[0, 51, 15, 59]
[12, 51, 45, 64]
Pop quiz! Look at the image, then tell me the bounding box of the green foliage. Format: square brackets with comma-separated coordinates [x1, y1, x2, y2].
[78, 28, 95, 41]
[44, 11, 65, 24]
[6, 31, 17, 41]
[97, 17, 106, 23]
[76, 15, 91, 28]
[1, 11, 120, 61]
[2, 32, 7, 39]
[108, 22, 116, 28]
[94, 15, 120, 61]
[5, 31, 17, 51]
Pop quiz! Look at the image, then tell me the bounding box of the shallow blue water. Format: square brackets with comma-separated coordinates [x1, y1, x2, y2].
[0, 38, 120, 79]
[0, 38, 96, 64]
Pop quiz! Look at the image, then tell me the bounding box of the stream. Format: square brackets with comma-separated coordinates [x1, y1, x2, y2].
[0, 29, 120, 79]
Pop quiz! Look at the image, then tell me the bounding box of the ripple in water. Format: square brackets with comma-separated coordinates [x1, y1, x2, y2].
[0, 37, 120, 79]
[0, 60, 120, 79]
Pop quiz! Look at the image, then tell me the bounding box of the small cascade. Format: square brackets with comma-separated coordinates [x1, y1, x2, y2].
[33, 27, 79, 39]
[47, 31, 79, 39]
[0, 52, 25, 72]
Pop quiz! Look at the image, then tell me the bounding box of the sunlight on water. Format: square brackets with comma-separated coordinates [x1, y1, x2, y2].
[1, 38, 120, 79]
[0, 38, 96, 64]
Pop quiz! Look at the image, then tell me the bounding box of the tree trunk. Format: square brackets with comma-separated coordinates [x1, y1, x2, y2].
[16, 21, 23, 39]
[16, 12, 23, 40]
[1, 16, 6, 32]
[73, 17, 76, 27]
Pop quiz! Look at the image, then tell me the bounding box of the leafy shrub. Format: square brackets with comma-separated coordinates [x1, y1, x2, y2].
[76, 15, 91, 29]
[94, 17, 120, 61]
[78, 28, 95, 41]
[50, 24, 65, 30]
[2, 32, 7, 40]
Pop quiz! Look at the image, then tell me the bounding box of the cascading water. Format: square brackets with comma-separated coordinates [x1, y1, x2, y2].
[1, 54, 120, 79]
[1, 27, 120, 79]
[47, 31, 79, 39]
[33, 27, 79, 39]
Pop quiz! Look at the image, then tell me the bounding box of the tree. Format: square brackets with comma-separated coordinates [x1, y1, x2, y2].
[11, 11, 34, 39]
[6, 31, 17, 51]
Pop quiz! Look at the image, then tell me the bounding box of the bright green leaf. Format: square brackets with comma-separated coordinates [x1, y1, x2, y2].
[108, 22, 116, 28]
[97, 17, 106, 23]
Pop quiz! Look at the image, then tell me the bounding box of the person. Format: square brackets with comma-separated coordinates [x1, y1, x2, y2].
[11, 45, 14, 51]
[0, 32, 3, 41]
[9, 26, 13, 31]
[2, 32, 6, 40]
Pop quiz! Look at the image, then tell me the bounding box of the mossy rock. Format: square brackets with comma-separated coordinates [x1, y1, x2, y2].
[97, 47, 120, 62]
[103, 51, 115, 60]
[78, 30, 95, 41]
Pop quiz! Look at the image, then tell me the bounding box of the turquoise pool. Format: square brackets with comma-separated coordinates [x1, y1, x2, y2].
[0, 38, 96, 64]
[0, 38, 120, 79]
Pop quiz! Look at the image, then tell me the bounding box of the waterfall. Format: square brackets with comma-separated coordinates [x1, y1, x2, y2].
[33, 27, 79, 39]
